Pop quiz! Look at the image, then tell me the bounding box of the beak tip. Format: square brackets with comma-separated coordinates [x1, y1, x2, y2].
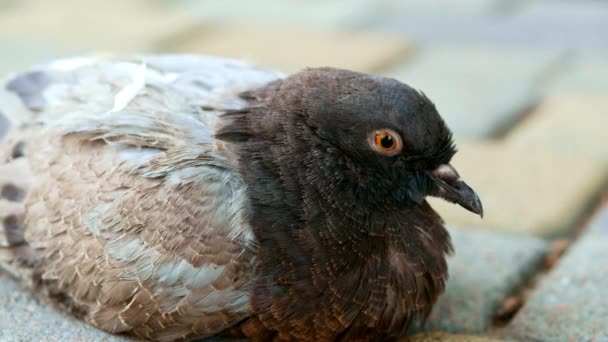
[471, 193, 484, 219]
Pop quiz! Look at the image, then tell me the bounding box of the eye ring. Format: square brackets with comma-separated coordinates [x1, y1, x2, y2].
[369, 129, 403, 156]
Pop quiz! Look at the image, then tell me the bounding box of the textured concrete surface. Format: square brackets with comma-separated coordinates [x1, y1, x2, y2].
[505, 206, 608, 341]
[428, 141, 607, 236]
[162, 24, 410, 73]
[412, 227, 547, 333]
[0, 272, 130, 341]
[588, 204, 608, 235]
[383, 46, 562, 138]
[507, 93, 608, 162]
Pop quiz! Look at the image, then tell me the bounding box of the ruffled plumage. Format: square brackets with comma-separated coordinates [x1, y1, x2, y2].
[0, 55, 281, 341]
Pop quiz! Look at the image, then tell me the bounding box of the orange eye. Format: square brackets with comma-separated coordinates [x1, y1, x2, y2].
[370, 129, 402, 156]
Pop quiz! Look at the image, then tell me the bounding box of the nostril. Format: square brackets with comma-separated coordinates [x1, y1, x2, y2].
[431, 164, 460, 185]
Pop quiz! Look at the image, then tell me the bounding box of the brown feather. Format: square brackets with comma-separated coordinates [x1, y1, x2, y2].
[0, 56, 464, 341]
[0, 55, 278, 341]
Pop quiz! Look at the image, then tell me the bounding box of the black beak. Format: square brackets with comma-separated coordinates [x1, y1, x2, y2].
[429, 164, 483, 217]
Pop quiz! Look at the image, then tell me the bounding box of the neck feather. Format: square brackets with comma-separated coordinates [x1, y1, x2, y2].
[217, 102, 452, 338]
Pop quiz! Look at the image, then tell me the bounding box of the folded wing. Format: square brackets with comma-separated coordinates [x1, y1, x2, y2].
[0, 55, 281, 341]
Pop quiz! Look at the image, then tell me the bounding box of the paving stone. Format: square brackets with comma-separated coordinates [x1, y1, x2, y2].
[505, 206, 608, 341]
[371, 0, 502, 17]
[359, 1, 608, 50]
[506, 93, 608, 162]
[427, 141, 607, 236]
[546, 52, 608, 95]
[355, 14, 512, 48]
[504, 0, 608, 50]
[382, 46, 563, 138]
[163, 24, 411, 73]
[410, 227, 547, 334]
[408, 332, 508, 341]
[167, 0, 374, 27]
[0, 0, 20, 12]
[587, 203, 608, 235]
[0, 271, 130, 341]
[0, 0, 192, 53]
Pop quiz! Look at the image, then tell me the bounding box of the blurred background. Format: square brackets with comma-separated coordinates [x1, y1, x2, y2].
[0, 0, 606, 237]
[1, 1, 607, 340]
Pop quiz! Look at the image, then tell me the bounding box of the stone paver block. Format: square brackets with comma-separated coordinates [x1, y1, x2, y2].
[507, 93, 608, 162]
[408, 332, 508, 341]
[163, 24, 411, 73]
[0, 272, 130, 341]
[411, 227, 546, 334]
[427, 141, 607, 236]
[0, 0, 193, 53]
[506, 205, 608, 341]
[588, 203, 608, 235]
[169, 0, 374, 27]
[355, 14, 509, 49]
[360, 1, 608, 50]
[505, 0, 608, 50]
[372, 0, 502, 18]
[546, 53, 608, 95]
[382, 46, 563, 138]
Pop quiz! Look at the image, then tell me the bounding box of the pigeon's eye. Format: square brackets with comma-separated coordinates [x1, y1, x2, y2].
[370, 129, 403, 156]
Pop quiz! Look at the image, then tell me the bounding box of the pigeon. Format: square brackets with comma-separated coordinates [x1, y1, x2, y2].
[0, 55, 482, 341]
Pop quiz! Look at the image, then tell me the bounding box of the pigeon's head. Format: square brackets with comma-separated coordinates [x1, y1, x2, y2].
[222, 68, 482, 216]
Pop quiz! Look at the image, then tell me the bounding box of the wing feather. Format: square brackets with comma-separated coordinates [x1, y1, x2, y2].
[0, 55, 281, 340]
